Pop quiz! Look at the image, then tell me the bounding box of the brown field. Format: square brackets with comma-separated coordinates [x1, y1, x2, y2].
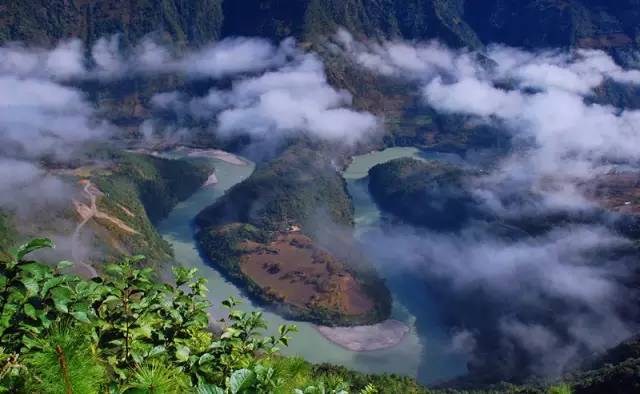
[583, 172, 640, 214]
[238, 233, 374, 316]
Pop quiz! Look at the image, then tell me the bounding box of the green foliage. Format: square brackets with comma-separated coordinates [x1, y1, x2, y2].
[0, 213, 16, 260]
[196, 144, 354, 233]
[92, 153, 214, 264]
[548, 384, 572, 394]
[0, 0, 223, 47]
[105, 153, 214, 224]
[123, 361, 190, 394]
[22, 323, 106, 394]
[0, 237, 299, 393]
[368, 157, 478, 231]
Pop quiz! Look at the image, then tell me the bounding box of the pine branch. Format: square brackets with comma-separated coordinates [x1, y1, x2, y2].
[55, 345, 73, 394]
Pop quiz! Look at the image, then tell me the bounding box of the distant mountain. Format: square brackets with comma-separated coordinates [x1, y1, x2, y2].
[3, 0, 639, 56]
[0, 0, 224, 46]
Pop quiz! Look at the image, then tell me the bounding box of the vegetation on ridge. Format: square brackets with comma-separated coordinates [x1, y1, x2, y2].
[195, 144, 391, 326]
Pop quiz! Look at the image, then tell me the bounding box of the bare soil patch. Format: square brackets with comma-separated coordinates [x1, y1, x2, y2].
[239, 233, 375, 316]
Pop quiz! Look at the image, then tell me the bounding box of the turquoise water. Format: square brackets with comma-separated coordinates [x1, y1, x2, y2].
[156, 148, 467, 384]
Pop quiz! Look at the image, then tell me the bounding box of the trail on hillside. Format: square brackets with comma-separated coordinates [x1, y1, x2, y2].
[71, 180, 139, 277]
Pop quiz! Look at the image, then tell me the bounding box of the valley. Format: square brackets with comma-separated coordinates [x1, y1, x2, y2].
[154, 147, 468, 384]
[3, 1, 640, 391]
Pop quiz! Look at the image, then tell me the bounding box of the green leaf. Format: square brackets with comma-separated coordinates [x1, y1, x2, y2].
[40, 277, 66, 297]
[23, 304, 36, 320]
[19, 263, 51, 280]
[127, 255, 146, 265]
[20, 277, 39, 297]
[221, 297, 240, 309]
[37, 309, 51, 328]
[71, 311, 90, 323]
[104, 264, 123, 277]
[198, 353, 215, 365]
[0, 304, 18, 333]
[50, 287, 73, 313]
[14, 238, 54, 261]
[147, 346, 166, 358]
[173, 267, 197, 287]
[196, 384, 224, 394]
[175, 345, 190, 362]
[229, 369, 256, 394]
[221, 327, 241, 339]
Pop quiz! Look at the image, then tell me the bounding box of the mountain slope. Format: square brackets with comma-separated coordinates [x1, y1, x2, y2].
[3, 0, 639, 54]
[0, 0, 223, 46]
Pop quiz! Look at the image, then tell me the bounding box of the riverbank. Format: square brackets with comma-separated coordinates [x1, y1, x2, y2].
[185, 148, 249, 166]
[316, 320, 410, 352]
[158, 147, 466, 384]
[127, 146, 249, 166]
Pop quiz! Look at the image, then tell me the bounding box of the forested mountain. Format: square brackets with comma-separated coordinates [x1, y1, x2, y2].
[3, 0, 640, 54]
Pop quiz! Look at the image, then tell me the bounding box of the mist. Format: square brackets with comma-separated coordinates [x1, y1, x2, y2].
[336, 30, 640, 380]
[0, 34, 378, 256]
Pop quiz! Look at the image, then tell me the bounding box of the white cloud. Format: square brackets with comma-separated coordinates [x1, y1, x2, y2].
[343, 30, 640, 378]
[362, 223, 636, 377]
[424, 77, 524, 118]
[0, 76, 110, 159]
[337, 30, 640, 211]
[0, 39, 87, 80]
[152, 49, 379, 144]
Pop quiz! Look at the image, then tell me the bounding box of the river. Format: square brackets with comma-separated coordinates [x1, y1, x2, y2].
[156, 147, 467, 385]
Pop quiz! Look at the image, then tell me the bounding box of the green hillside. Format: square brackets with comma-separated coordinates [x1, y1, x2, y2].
[87, 152, 214, 265]
[195, 143, 391, 326]
[0, 0, 223, 46]
[3, 0, 639, 54]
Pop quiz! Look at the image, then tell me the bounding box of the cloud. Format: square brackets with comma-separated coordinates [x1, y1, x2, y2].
[0, 40, 113, 226]
[0, 159, 71, 216]
[1, 35, 298, 81]
[424, 77, 524, 118]
[337, 30, 640, 213]
[1, 35, 378, 146]
[215, 55, 378, 143]
[0, 75, 111, 159]
[151, 47, 379, 145]
[0, 33, 379, 229]
[339, 30, 640, 379]
[176, 37, 295, 78]
[362, 223, 636, 378]
[0, 39, 86, 80]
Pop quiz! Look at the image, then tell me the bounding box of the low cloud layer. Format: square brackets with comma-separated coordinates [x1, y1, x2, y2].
[338, 31, 640, 184]
[339, 30, 640, 379]
[1, 35, 378, 145]
[149, 41, 378, 145]
[0, 34, 377, 229]
[0, 36, 295, 80]
[156, 67, 377, 145]
[362, 221, 637, 379]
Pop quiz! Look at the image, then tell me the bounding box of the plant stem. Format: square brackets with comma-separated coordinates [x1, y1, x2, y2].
[55, 345, 73, 394]
[124, 290, 130, 363]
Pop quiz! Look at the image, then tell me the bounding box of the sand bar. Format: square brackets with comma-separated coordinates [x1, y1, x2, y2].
[315, 320, 410, 352]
